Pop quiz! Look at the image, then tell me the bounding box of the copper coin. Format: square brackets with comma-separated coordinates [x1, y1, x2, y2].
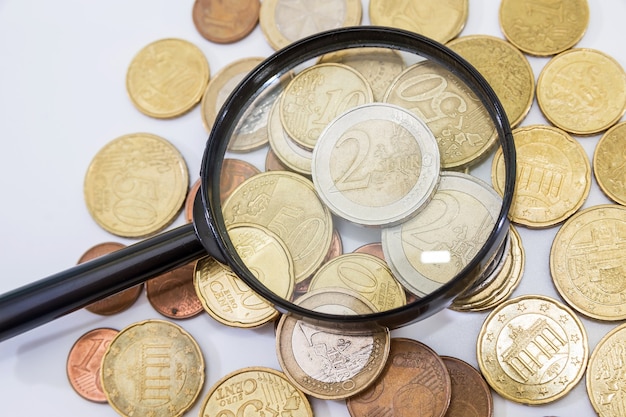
[441, 356, 493, 417]
[347, 337, 452, 417]
[66, 327, 119, 403]
[220, 158, 261, 203]
[192, 0, 260, 44]
[353, 242, 385, 260]
[146, 260, 203, 319]
[78, 242, 143, 315]
[185, 178, 201, 223]
[265, 148, 290, 171]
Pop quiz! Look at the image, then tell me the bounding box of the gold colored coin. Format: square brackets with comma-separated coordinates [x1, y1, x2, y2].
[446, 34, 534, 128]
[593, 121, 626, 206]
[84, 133, 189, 238]
[384, 61, 497, 169]
[267, 98, 313, 176]
[126, 38, 209, 118]
[587, 322, 626, 417]
[369, 0, 468, 44]
[318, 47, 406, 101]
[101, 319, 204, 417]
[280, 63, 373, 151]
[537, 48, 626, 135]
[222, 171, 333, 283]
[199, 367, 314, 417]
[477, 295, 588, 405]
[491, 125, 591, 228]
[308, 253, 406, 312]
[259, 0, 362, 50]
[276, 288, 391, 400]
[499, 0, 589, 56]
[550, 204, 626, 321]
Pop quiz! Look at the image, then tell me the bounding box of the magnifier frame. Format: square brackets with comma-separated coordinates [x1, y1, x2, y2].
[198, 26, 516, 329]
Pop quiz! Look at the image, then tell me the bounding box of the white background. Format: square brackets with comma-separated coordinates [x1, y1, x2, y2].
[0, 0, 623, 416]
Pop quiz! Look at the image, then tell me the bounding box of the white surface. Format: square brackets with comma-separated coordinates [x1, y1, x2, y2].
[0, 0, 622, 416]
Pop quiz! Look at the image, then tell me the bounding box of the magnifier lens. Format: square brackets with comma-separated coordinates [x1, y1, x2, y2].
[201, 27, 513, 328]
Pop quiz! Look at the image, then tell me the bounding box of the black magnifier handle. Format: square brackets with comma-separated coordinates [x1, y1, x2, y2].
[0, 222, 207, 342]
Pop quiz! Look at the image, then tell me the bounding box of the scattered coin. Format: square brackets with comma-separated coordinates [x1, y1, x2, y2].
[146, 260, 203, 319]
[219, 158, 261, 203]
[276, 288, 391, 400]
[353, 242, 385, 260]
[477, 295, 588, 405]
[499, 0, 589, 56]
[259, 0, 362, 50]
[441, 356, 493, 417]
[265, 148, 291, 172]
[550, 204, 626, 321]
[385, 60, 497, 169]
[84, 133, 189, 238]
[66, 327, 119, 403]
[192, 0, 260, 44]
[593, 121, 626, 206]
[346, 337, 452, 417]
[369, 0, 468, 44]
[267, 98, 313, 176]
[101, 319, 205, 417]
[184, 178, 201, 223]
[446, 34, 534, 128]
[126, 38, 209, 118]
[491, 124, 591, 228]
[312, 103, 440, 227]
[222, 171, 333, 283]
[586, 322, 626, 417]
[536, 48, 626, 135]
[78, 242, 143, 315]
[199, 367, 313, 417]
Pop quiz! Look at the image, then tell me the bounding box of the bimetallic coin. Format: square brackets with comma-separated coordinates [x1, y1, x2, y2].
[346, 337, 452, 417]
[78, 242, 143, 315]
[537, 48, 626, 135]
[101, 320, 205, 417]
[499, 0, 589, 56]
[280, 63, 374, 151]
[587, 322, 626, 417]
[312, 103, 440, 227]
[446, 35, 534, 128]
[192, 0, 260, 44]
[84, 133, 189, 238]
[318, 47, 406, 101]
[276, 288, 391, 400]
[382, 172, 502, 297]
[268, 98, 313, 176]
[369, 0, 468, 44]
[259, 0, 362, 50]
[593, 122, 626, 206]
[126, 38, 209, 118]
[385, 61, 497, 169]
[146, 261, 203, 319]
[194, 256, 280, 328]
[491, 125, 591, 228]
[550, 204, 626, 321]
[199, 367, 313, 417]
[308, 253, 406, 312]
[66, 328, 119, 403]
[222, 171, 333, 283]
[441, 356, 493, 417]
[477, 295, 588, 405]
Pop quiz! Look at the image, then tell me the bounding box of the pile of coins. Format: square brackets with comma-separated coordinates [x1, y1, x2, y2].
[41, 0, 626, 416]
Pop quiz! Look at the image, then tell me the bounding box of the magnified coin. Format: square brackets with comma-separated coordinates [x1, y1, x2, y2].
[66, 327, 119, 403]
[78, 242, 143, 315]
[192, 0, 260, 44]
[126, 38, 209, 118]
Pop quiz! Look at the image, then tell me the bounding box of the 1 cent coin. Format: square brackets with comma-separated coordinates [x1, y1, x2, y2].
[146, 260, 203, 319]
[441, 356, 493, 417]
[192, 0, 260, 44]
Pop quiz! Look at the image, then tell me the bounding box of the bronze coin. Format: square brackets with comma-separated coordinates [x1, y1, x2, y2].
[185, 178, 201, 223]
[353, 242, 385, 260]
[192, 0, 260, 44]
[146, 260, 203, 319]
[78, 242, 143, 315]
[441, 356, 493, 417]
[347, 337, 452, 417]
[220, 158, 261, 203]
[66, 327, 118, 403]
[265, 148, 290, 171]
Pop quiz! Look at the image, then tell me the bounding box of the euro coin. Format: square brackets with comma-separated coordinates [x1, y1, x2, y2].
[593, 121, 626, 206]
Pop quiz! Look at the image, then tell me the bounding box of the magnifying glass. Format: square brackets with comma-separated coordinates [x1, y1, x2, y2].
[0, 26, 515, 342]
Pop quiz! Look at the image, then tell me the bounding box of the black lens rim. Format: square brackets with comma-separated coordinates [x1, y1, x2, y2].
[198, 26, 515, 328]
